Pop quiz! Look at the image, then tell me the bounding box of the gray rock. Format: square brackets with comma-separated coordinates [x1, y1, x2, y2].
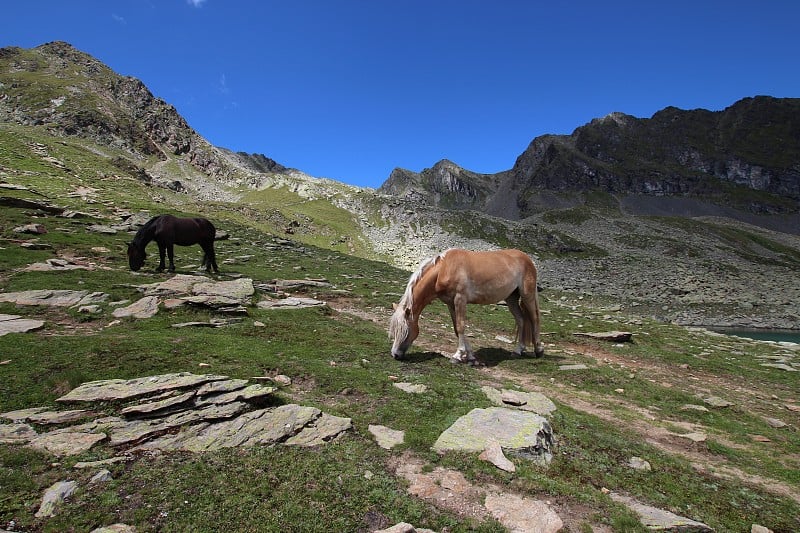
[195, 383, 276, 406]
[28, 431, 108, 456]
[57, 372, 229, 403]
[574, 331, 633, 342]
[478, 440, 516, 473]
[0, 423, 38, 444]
[559, 364, 589, 371]
[25, 409, 94, 425]
[89, 469, 113, 484]
[369, 424, 405, 449]
[627, 456, 652, 471]
[481, 386, 557, 415]
[394, 382, 428, 394]
[484, 492, 563, 533]
[0, 314, 45, 336]
[433, 407, 554, 465]
[610, 492, 713, 531]
[703, 396, 734, 408]
[0, 289, 90, 307]
[0, 407, 48, 422]
[134, 404, 324, 452]
[257, 296, 326, 309]
[111, 296, 159, 319]
[73, 457, 130, 469]
[120, 391, 197, 418]
[14, 223, 47, 235]
[24, 258, 91, 272]
[35, 480, 78, 518]
[90, 524, 137, 533]
[286, 413, 353, 447]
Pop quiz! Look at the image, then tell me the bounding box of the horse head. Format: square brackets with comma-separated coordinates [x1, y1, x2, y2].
[388, 302, 419, 360]
[127, 242, 146, 271]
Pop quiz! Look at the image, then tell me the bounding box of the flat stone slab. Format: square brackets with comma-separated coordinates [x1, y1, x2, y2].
[481, 386, 557, 415]
[57, 372, 229, 403]
[134, 404, 323, 452]
[574, 331, 633, 342]
[0, 314, 45, 336]
[24, 409, 95, 425]
[257, 296, 326, 309]
[120, 391, 197, 417]
[484, 492, 563, 533]
[5, 373, 350, 456]
[28, 431, 108, 456]
[610, 493, 713, 531]
[0, 423, 38, 444]
[369, 424, 405, 449]
[139, 274, 211, 296]
[394, 382, 428, 394]
[433, 407, 554, 464]
[36, 480, 78, 518]
[112, 296, 160, 319]
[0, 289, 90, 307]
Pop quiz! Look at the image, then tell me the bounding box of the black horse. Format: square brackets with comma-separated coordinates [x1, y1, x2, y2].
[127, 215, 219, 273]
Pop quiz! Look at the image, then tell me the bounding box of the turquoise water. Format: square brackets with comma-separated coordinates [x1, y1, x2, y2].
[713, 329, 800, 344]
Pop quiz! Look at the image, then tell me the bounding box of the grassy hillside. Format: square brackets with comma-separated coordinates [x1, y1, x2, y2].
[1, 122, 799, 532]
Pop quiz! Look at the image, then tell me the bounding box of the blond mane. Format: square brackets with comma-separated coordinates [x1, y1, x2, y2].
[388, 250, 449, 340]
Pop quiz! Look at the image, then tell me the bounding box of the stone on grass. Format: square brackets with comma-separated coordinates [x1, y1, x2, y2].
[481, 386, 556, 415]
[0, 423, 38, 444]
[0, 313, 45, 336]
[89, 469, 113, 484]
[574, 331, 633, 342]
[0, 289, 92, 307]
[479, 440, 516, 473]
[626, 456, 652, 471]
[703, 396, 733, 408]
[28, 431, 108, 456]
[433, 407, 554, 465]
[394, 382, 428, 394]
[90, 524, 136, 533]
[610, 492, 713, 531]
[369, 424, 405, 449]
[57, 372, 229, 403]
[111, 296, 159, 319]
[35, 480, 78, 518]
[484, 492, 563, 533]
[257, 296, 326, 309]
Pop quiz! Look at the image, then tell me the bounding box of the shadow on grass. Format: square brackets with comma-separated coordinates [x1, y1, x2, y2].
[474, 347, 567, 368]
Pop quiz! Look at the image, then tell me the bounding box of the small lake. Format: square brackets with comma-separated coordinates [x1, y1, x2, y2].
[712, 328, 800, 344]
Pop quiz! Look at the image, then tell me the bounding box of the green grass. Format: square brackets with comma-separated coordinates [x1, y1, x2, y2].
[1, 124, 799, 532]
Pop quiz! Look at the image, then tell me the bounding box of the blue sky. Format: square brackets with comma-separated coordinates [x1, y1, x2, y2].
[4, 1, 799, 188]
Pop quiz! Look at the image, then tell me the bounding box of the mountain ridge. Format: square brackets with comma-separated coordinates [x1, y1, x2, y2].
[380, 96, 800, 219]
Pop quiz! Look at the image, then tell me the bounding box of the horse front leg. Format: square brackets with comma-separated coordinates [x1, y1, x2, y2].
[166, 244, 176, 272]
[447, 297, 477, 365]
[156, 243, 167, 272]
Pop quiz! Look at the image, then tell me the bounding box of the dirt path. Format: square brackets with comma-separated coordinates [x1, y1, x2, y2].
[330, 300, 800, 505]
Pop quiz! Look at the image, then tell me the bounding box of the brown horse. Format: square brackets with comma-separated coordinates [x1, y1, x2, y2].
[389, 248, 544, 364]
[127, 214, 219, 273]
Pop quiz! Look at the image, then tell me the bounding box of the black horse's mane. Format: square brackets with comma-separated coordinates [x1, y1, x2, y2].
[131, 215, 163, 248]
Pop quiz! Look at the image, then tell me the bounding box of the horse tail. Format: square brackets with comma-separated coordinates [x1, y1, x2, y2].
[519, 259, 543, 355]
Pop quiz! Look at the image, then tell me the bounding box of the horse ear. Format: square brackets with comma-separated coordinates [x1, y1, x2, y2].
[392, 303, 398, 310]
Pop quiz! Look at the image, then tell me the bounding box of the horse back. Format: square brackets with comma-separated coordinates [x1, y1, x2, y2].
[436, 249, 537, 303]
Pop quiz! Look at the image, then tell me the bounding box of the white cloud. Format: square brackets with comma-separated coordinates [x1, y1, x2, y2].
[112, 13, 126, 24]
[187, 0, 207, 7]
[219, 74, 230, 94]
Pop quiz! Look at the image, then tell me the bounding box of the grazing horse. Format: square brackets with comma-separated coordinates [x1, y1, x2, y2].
[389, 248, 544, 364]
[127, 214, 219, 273]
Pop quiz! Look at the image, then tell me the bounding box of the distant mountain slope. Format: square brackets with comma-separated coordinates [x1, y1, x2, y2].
[380, 96, 800, 219]
[0, 41, 284, 189]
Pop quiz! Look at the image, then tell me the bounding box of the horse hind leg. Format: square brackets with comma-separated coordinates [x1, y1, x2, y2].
[201, 242, 219, 273]
[505, 292, 526, 356]
[520, 285, 544, 358]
